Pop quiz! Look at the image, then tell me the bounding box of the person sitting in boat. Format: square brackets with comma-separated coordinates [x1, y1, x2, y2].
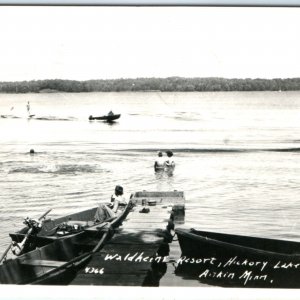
[94, 185, 127, 223]
[165, 150, 175, 169]
[108, 110, 114, 116]
[94, 203, 116, 224]
[154, 151, 165, 171]
[110, 185, 127, 213]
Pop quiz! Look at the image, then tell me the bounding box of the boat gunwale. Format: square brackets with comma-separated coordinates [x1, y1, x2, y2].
[175, 228, 300, 258]
[13, 207, 99, 235]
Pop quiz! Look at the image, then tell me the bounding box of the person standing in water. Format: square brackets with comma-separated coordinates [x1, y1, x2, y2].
[26, 101, 30, 115]
[26, 101, 35, 118]
[154, 151, 165, 171]
[165, 150, 175, 169]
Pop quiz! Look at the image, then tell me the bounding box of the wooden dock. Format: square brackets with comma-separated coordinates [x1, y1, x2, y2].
[70, 191, 185, 286]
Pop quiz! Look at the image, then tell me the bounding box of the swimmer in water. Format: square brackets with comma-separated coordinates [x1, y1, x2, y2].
[154, 151, 165, 172]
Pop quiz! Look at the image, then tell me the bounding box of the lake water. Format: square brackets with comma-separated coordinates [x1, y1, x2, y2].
[0, 91, 300, 256]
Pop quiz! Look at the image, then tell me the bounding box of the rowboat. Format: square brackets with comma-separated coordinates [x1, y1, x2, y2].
[88, 114, 121, 122]
[8, 207, 108, 255]
[0, 202, 132, 284]
[175, 228, 300, 288]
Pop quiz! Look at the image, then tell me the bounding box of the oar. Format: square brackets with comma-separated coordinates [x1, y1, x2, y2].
[38, 209, 52, 221]
[0, 243, 13, 264]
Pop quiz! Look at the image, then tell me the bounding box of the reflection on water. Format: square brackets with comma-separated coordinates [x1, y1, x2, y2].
[154, 169, 175, 192]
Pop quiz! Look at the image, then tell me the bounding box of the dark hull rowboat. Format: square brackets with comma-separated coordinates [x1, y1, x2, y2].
[9, 207, 104, 253]
[175, 228, 300, 288]
[0, 202, 132, 284]
[89, 114, 121, 122]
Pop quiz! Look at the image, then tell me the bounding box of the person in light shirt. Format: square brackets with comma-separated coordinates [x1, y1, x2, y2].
[94, 185, 127, 223]
[154, 151, 165, 172]
[110, 185, 127, 213]
[165, 150, 175, 170]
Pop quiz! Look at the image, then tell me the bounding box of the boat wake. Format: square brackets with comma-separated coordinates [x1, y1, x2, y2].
[1, 114, 76, 121]
[173, 112, 201, 122]
[0, 115, 21, 119]
[8, 164, 104, 174]
[31, 116, 77, 121]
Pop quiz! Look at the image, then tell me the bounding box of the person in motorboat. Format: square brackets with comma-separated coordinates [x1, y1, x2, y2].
[108, 110, 114, 116]
[165, 150, 175, 169]
[154, 151, 165, 171]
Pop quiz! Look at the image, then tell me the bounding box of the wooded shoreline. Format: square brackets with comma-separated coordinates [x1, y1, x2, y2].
[0, 77, 299, 93]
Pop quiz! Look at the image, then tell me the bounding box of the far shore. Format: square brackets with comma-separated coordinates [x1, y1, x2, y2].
[0, 90, 297, 95]
[0, 77, 299, 94]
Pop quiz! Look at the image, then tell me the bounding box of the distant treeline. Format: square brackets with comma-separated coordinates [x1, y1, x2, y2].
[0, 77, 300, 93]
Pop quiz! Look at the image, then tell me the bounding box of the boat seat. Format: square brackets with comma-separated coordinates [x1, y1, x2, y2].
[66, 221, 94, 227]
[20, 259, 67, 267]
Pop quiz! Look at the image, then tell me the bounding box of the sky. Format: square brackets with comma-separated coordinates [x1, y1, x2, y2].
[0, 6, 299, 81]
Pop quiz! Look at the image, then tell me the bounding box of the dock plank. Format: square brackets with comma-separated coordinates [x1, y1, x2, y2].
[78, 252, 158, 275]
[120, 224, 168, 230]
[78, 258, 153, 275]
[70, 191, 185, 286]
[111, 229, 167, 244]
[109, 233, 164, 244]
[92, 244, 161, 257]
